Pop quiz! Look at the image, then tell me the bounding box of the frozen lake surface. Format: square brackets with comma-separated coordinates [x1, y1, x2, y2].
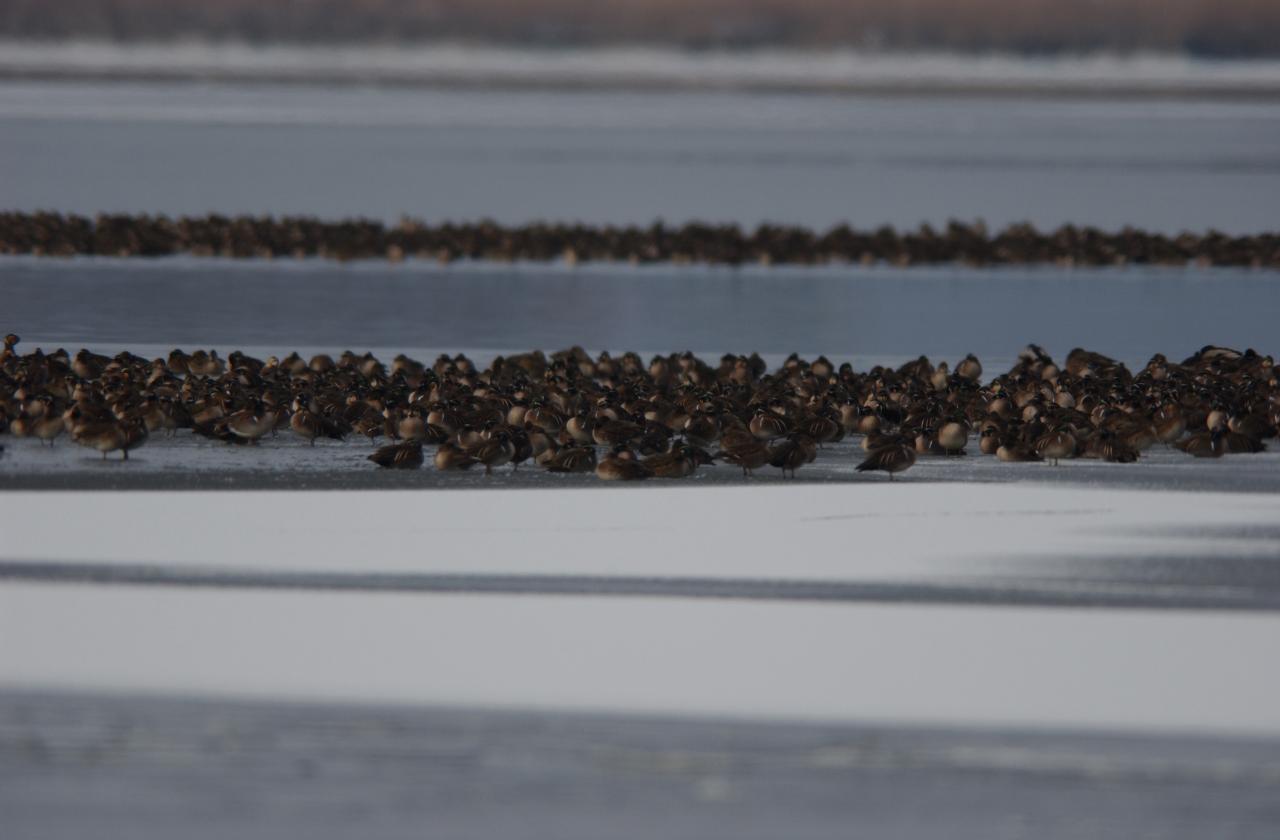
[3, 689, 1279, 840]
[5, 238, 1280, 836]
[3, 483, 1280, 611]
[5, 256, 1280, 367]
[4, 485, 1280, 727]
[3, 80, 1280, 232]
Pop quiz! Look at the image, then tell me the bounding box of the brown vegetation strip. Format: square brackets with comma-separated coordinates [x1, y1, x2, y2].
[3, 213, 1279, 268]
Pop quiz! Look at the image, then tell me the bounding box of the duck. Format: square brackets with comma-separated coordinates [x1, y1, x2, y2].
[1, 333, 18, 365]
[641, 442, 708, 479]
[465, 429, 515, 474]
[936, 418, 970, 455]
[290, 397, 346, 445]
[1152, 405, 1186, 445]
[1034, 425, 1077, 466]
[352, 410, 390, 445]
[956, 354, 983, 381]
[714, 429, 772, 477]
[225, 399, 275, 444]
[596, 449, 652, 481]
[72, 419, 128, 460]
[1083, 429, 1139, 463]
[856, 439, 917, 480]
[434, 442, 477, 471]
[682, 411, 720, 447]
[368, 440, 424, 469]
[121, 418, 149, 459]
[563, 409, 595, 444]
[1222, 429, 1267, 454]
[591, 417, 645, 447]
[791, 411, 842, 445]
[768, 433, 815, 479]
[543, 444, 597, 473]
[1176, 428, 1225, 458]
[749, 405, 790, 441]
[396, 406, 430, 441]
[995, 435, 1043, 463]
[29, 396, 65, 446]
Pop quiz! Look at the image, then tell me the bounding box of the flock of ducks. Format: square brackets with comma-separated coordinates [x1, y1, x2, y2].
[5, 212, 1279, 268]
[2, 333, 1275, 482]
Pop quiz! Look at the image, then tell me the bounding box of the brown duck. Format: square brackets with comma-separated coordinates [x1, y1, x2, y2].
[369, 440, 425, 469]
[856, 439, 917, 480]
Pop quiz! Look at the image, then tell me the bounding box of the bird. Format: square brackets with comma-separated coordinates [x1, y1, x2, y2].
[714, 429, 772, 477]
[856, 439, 917, 480]
[1084, 429, 1139, 463]
[72, 419, 128, 460]
[1034, 426, 1077, 466]
[368, 440, 424, 469]
[749, 405, 790, 441]
[5, 340, 1273, 489]
[290, 397, 346, 445]
[768, 433, 816, 479]
[936, 418, 970, 455]
[1176, 429, 1224, 458]
[465, 430, 516, 475]
[641, 442, 711, 479]
[434, 442, 477, 471]
[543, 445, 597, 473]
[225, 399, 275, 444]
[596, 449, 652, 481]
[995, 435, 1043, 463]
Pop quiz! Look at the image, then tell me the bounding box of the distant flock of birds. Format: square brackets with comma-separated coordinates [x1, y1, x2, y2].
[1, 333, 1275, 482]
[4, 212, 1279, 268]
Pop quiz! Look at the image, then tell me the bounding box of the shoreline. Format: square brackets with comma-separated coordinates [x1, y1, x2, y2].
[4, 42, 1280, 99]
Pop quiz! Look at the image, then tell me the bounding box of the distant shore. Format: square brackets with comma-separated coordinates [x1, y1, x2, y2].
[4, 42, 1280, 99]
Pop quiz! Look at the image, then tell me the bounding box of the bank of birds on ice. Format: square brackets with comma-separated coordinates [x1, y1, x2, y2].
[1, 333, 1275, 482]
[4, 212, 1279, 268]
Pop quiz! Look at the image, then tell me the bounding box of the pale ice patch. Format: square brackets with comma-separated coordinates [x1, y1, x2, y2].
[1, 484, 1277, 581]
[3, 584, 1280, 736]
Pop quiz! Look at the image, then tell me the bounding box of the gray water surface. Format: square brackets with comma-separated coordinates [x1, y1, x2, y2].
[5, 257, 1278, 365]
[4, 81, 1280, 232]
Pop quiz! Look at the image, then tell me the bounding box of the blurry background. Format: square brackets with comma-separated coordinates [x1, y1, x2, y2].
[4, 0, 1280, 55]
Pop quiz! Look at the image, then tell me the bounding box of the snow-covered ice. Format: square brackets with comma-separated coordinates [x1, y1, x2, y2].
[2, 481, 1279, 735]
